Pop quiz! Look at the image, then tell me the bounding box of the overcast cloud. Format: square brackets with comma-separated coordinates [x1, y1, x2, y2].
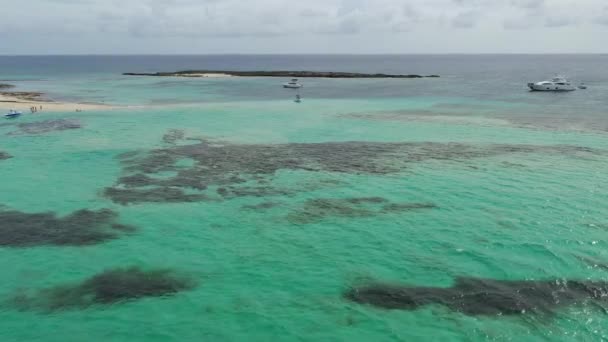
[1, 0, 607, 54]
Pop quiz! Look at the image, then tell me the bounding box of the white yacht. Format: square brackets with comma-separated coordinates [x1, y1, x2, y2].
[528, 76, 576, 92]
[283, 79, 303, 89]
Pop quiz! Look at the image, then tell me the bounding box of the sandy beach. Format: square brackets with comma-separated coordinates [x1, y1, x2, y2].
[172, 73, 234, 78]
[0, 93, 115, 112]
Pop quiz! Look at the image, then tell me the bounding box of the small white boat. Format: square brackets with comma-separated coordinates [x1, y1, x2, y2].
[527, 76, 576, 92]
[4, 109, 22, 118]
[283, 79, 303, 89]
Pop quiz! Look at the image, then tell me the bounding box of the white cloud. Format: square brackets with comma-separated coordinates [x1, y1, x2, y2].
[545, 16, 579, 28]
[595, 7, 608, 25]
[452, 11, 479, 28]
[0, 0, 607, 53]
[510, 0, 545, 10]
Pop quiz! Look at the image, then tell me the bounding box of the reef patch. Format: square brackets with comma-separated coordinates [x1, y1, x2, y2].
[0, 151, 11, 160]
[242, 201, 280, 211]
[7, 119, 82, 136]
[105, 135, 605, 205]
[103, 187, 209, 205]
[345, 277, 608, 316]
[0, 208, 136, 247]
[162, 129, 186, 145]
[9, 267, 196, 312]
[287, 198, 436, 224]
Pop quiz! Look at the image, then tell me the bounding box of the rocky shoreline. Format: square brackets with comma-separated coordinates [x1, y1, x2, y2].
[0, 83, 47, 102]
[0, 91, 46, 102]
[123, 70, 440, 78]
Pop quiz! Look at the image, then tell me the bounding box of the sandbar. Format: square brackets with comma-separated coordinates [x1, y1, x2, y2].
[0, 92, 115, 112]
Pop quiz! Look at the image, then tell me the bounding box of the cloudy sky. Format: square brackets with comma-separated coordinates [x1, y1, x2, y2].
[1, 0, 607, 54]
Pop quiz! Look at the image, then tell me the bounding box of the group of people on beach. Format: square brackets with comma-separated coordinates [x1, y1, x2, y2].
[27, 105, 84, 113]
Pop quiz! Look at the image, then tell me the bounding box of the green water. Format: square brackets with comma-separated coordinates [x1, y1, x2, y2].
[2, 89, 608, 341]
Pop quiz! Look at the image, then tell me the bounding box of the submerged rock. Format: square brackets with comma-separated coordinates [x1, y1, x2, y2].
[103, 187, 209, 205]
[0, 151, 11, 160]
[0, 91, 45, 101]
[287, 198, 436, 224]
[346, 277, 608, 316]
[10, 267, 196, 312]
[0, 208, 136, 247]
[105, 136, 605, 205]
[162, 129, 186, 145]
[7, 119, 82, 136]
[242, 201, 280, 211]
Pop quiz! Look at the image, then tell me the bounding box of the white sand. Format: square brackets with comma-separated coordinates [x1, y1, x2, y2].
[0, 93, 115, 112]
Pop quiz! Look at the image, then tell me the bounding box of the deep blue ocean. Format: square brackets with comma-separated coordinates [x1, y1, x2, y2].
[1, 54, 607, 79]
[2, 54, 607, 126]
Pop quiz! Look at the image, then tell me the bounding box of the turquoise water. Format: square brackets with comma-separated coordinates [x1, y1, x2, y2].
[2, 56, 608, 341]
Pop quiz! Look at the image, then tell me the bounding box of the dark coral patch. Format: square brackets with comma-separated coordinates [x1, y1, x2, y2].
[103, 187, 209, 205]
[0, 208, 136, 247]
[0, 151, 11, 160]
[242, 201, 280, 211]
[381, 203, 438, 212]
[287, 198, 436, 224]
[162, 129, 186, 145]
[10, 267, 196, 312]
[105, 135, 605, 205]
[7, 119, 82, 136]
[346, 197, 388, 204]
[346, 277, 608, 316]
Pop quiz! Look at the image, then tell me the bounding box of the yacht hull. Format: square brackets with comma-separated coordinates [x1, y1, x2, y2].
[528, 83, 576, 92]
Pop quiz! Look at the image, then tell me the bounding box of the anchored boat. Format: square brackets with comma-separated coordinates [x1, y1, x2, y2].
[527, 76, 577, 92]
[4, 109, 22, 118]
[283, 79, 303, 89]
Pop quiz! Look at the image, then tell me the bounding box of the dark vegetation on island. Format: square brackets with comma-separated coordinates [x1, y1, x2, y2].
[123, 71, 441, 78]
[104, 129, 606, 205]
[0, 83, 16, 89]
[0, 208, 136, 247]
[345, 277, 608, 316]
[9, 267, 196, 312]
[7, 119, 82, 135]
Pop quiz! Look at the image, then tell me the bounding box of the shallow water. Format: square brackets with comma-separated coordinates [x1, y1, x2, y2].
[1, 55, 608, 341]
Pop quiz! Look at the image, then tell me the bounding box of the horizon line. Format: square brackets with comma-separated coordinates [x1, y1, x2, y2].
[1, 52, 608, 57]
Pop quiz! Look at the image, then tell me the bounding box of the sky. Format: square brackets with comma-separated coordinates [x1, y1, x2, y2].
[1, 0, 608, 54]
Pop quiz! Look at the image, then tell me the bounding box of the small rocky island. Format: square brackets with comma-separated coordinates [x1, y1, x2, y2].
[123, 70, 440, 78]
